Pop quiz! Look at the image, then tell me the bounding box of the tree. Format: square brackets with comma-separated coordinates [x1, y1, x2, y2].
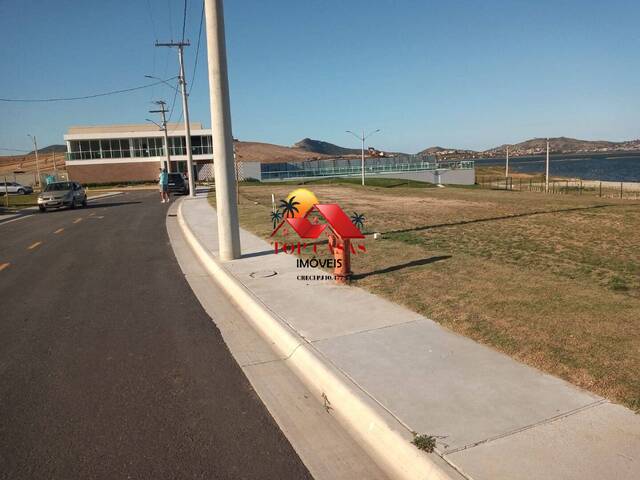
[279, 196, 300, 218]
[270, 209, 283, 229]
[351, 212, 365, 230]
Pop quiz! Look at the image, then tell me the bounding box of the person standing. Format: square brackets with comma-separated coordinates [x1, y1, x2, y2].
[159, 167, 170, 203]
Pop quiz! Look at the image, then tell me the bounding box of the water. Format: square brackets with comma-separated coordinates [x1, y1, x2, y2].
[475, 154, 640, 182]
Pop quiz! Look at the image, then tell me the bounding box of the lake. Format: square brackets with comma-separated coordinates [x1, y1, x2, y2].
[475, 153, 640, 182]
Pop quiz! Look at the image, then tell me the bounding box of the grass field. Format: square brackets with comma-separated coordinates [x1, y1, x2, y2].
[214, 180, 640, 411]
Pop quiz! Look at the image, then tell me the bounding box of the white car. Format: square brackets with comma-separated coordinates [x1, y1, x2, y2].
[0, 182, 33, 195]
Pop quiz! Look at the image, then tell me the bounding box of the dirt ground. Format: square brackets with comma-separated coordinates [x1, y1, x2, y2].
[224, 181, 640, 411]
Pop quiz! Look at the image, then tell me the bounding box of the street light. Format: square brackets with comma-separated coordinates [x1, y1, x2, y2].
[27, 134, 41, 187]
[346, 129, 381, 186]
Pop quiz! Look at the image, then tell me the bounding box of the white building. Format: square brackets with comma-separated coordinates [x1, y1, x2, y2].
[64, 123, 213, 183]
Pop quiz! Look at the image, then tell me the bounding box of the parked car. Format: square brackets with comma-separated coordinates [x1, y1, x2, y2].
[0, 182, 33, 195]
[167, 172, 189, 195]
[37, 181, 87, 212]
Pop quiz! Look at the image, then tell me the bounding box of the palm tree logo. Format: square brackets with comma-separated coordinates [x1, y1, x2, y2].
[350, 212, 365, 231]
[280, 196, 301, 218]
[270, 209, 283, 229]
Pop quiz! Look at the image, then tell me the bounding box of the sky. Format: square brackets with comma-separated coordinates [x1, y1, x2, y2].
[1, 0, 639, 154]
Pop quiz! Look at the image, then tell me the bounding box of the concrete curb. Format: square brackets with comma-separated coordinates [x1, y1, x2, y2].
[176, 199, 459, 480]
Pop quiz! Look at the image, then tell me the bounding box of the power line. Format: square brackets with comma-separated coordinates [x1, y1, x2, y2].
[0, 147, 30, 153]
[181, 0, 188, 41]
[167, 0, 174, 39]
[0, 77, 178, 103]
[167, 72, 181, 123]
[145, 0, 158, 40]
[189, 0, 205, 95]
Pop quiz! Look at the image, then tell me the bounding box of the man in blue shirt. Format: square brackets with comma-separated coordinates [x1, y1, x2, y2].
[159, 167, 169, 203]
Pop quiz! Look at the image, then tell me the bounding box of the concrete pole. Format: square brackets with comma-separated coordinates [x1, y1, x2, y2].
[361, 130, 365, 186]
[29, 135, 41, 187]
[160, 108, 172, 173]
[545, 139, 550, 193]
[204, 0, 241, 260]
[505, 145, 509, 178]
[177, 47, 196, 196]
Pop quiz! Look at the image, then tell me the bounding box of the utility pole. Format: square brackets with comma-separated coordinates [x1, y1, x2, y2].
[28, 134, 41, 187]
[346, 129, 381, 186]
[155, 41, 195, 197]
[149, 100, 172, 172]
[545, 138, 550, 193]
[505, 145, 510, 178]
[52, 150, 57, 174]
[204, 0, 241, 260]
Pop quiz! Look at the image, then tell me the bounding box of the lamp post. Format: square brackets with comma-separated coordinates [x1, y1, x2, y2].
[505, 145, 510, 178]
[346, 129, 381, 186]
[27, 134, 41, 187]
[545, 138, 550, 193]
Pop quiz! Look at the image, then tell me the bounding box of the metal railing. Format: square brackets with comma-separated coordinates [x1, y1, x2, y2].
[261, 158, 474, 181]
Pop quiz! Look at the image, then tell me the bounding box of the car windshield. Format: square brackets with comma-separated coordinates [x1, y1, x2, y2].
[44, 182, 73, 192]
[168, 173, 183, 180]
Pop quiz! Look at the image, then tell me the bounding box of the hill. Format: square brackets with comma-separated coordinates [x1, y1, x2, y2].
[418, 137, 640, 159]
[483, 137, 640, 157]
[28, 144, 67, 155]
[293, 138, 361, 156]
[0, 151, 64, 175]
[234, 141, 331, 163]
[418, 146, 479, 158]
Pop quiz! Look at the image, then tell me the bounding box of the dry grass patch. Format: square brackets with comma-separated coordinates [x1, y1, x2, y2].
[215, 183, 640, 410]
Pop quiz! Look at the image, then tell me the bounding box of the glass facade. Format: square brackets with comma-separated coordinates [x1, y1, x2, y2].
[67, 135, 212, 160]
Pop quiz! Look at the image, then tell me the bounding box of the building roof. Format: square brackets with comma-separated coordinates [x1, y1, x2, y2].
[67, 123, 203, 134]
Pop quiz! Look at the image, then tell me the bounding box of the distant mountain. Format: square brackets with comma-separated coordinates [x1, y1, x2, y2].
[30, 144, 66, 155]
[417, 137, 640, 159]
[418, 146, 478, 156]
[483, 137, 640, 157]
[293, 138, 361, 156]
[234, 141, 331, 163]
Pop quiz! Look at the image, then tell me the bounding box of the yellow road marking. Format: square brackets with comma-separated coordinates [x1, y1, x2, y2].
[0, 263, 9, 272]
[54, 228, 64, 234]
[28, 241, 43, 250]
[73, 218, 83, 224]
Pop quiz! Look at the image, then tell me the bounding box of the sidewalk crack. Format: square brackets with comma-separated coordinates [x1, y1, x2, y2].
[443, 399, 608, 456]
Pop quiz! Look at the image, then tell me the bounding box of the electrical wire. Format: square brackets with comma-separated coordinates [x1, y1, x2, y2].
[181, 0, 188, 41]
[189, 0, 205, 96]
[0, 77, 179, 103]
[0, 147, 29, 153]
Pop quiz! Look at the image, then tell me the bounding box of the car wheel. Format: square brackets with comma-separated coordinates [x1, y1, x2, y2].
[39, 205, 46, 212]
[82, 196, 87, 208]
[18, 188, 25, 194]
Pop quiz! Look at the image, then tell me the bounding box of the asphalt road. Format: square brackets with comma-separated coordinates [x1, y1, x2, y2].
[0, 191, 312, 479]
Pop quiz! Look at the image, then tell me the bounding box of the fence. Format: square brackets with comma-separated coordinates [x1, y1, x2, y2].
[260, 156, 474, 181]
[477, 176, 640, 200]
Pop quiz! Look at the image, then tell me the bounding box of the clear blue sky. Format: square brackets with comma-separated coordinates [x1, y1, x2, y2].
[1, 0, 638, 154]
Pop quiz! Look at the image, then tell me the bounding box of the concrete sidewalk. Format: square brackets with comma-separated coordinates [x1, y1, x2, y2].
[180, 194, 640, 480]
